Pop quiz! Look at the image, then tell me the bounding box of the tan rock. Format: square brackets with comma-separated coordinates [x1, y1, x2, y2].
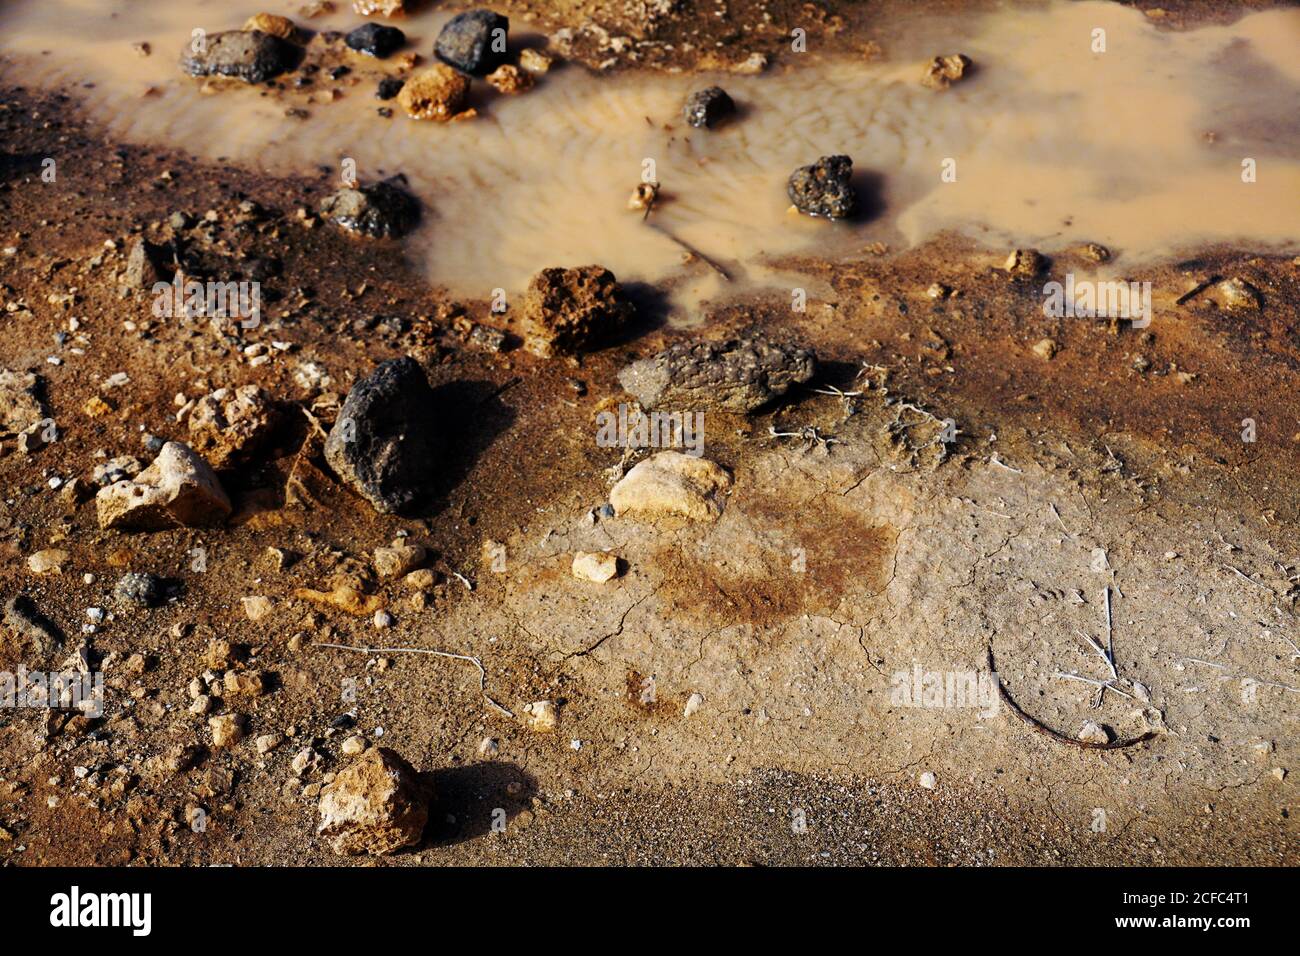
[518, 49, 552, 74]
[0, 369, 47, 435]
[241, 595, 274, 621]
[223, 669, 266, 697]
[1032, 338, 1058, 360]
[1004, 248, 1045, 278]
[404, 568, 436, 590]
[522, 699, 558, 733]
[96, 442, 231, 531]
[28, 549, 69, 575]
[921, 53, 971, 90]
[209, 713, 246, 749]
[1218, 277, 1261, 311]
[373, 544, 426, 579]
[353, 0, 403, 15]
[609, 451, 732, 522]
[294, 584, 384, 616]
[397, 65, 470, 121]
[317, 747, 430, 856]
[571, 551, 620, 583]
[1078, 720, 1112, 745]
[486, 64, 533, 94]
[243, 13, 299, 42]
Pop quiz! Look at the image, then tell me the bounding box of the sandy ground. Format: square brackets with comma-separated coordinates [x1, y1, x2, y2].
[1, 0, 1297, 866]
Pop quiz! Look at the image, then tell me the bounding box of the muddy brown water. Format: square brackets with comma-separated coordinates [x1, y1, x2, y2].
[2, 0, 1298, 322]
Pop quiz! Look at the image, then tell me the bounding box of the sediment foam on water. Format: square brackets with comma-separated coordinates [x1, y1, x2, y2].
[2, 0, 1298, 321]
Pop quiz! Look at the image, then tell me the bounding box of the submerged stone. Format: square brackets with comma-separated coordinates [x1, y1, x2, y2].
[319, 178, 419, 238]
[179, 30, 301, 84]
[435, 9, 509, 75]
[788, 155, 855, 220]
[521, 265, 635, 357]
[683, 86, 735, 129]
[397, 65, 471, 121]
[346, 22, 406, 58]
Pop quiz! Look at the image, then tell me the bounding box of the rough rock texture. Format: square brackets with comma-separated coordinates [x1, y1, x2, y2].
[319, 179, 419, 238]
[921, 53, 971, 90]
[179, 30, 301, 84]
[353, 0, 404, 16]
[572, 551, 620, 582]
[2, 595, 63, 659]
[683, 86, 735, 129]
[1004, 248, 1046, 278]
[396, 65, 471, 121]
[96, 442, 232, 531]
[1219, 277, 1262, 310]
[242, 14, 299, 42]
[345, 22, 406, 58]
[114, 573, 167, 609]
[373, 544, 426, 579]
[186, 385, 279, 469]
[0, 369, 46, 435]
[317, 747, 430, 856]
[618, 336, 816, 413]
[486, 64, 533, 94]
[609, 451, 733, 522]
[323, 357, 441, 515]
[521, 265, 635, 357]
[435, 9, 509, 75]
[787, 155, 855, 220]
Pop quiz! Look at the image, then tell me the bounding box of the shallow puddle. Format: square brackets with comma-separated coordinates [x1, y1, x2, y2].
[2, 0, 1298, 319]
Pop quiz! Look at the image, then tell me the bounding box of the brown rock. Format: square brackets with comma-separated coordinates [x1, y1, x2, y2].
[486, 64, 533, 94]
[187, 385, 279, 469]
[0, 369, 47, 436]
[921, 53, 971, 90]
[397, 65, 470, 121]
[1004, 248, 1046, 278]
[521, 265, 635, 357]
[317, 747, 430, 856]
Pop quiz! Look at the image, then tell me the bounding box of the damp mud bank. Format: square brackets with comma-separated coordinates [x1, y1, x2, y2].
[2, 1, 1299, 320]
[0, 0, 1298, 868]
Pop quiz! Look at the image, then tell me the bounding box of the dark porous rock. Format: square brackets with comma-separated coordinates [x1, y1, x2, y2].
[376, 77, 405, 100]
[319, 178, 419, 238]
[324, 357, 441, 515]
[683, 86, 735, 129]
[179, 30, 302, 85]
[113, 572, 168, 609]
[3, 594, 63, 659]
[434, 9, 509, 75]
[521, 265, 635, 358]
[346, 22, 407, 58]
[787, 154, 856, 220]
[618, 336, 817, 414]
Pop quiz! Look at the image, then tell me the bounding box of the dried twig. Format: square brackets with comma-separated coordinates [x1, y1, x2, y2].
[1224, 565, 1273, 593]
[315, 641, 513, 718]
[987, 646, 1157, 751]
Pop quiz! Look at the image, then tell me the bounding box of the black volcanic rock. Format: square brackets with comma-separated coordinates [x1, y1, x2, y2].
[324, 357, 442, 514]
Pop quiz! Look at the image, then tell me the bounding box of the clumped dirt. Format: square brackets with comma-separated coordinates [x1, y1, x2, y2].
[1, 0, 1298, 868]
